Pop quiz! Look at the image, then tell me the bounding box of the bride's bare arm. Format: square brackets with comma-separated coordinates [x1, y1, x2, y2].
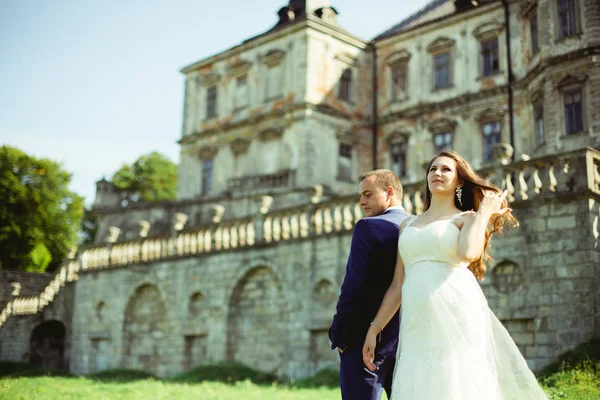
[362, 220, 408, 371]
[457, 189, 511, 261]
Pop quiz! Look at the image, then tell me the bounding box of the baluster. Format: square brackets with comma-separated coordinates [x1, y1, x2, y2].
[264, 217, 273, 243]
[504, 171, 516, 202]
[354, 203, 362, 223]
[290, 213, 299, 238]
[204, 230, 212, 252]
[324, 207, 333, 233]
[273, 217, 282, 241]
[334, 205, 343, 231]
[300, 213, 309, 237]
[247, 222, 255, 245]
[222, 226, 230, 249]
[533, 165, 543, 194]
[414, 191, 424, 215]
[214, 227, 223, 250]
[281, 215, 291, 240]
[403, 193, 413, 216]
[239, 224, 247, 247]
[314, 209, 324, 235]
[517, 167, 529, 200]
[197, 231, 204, 253]
[343, 203, 353, 230]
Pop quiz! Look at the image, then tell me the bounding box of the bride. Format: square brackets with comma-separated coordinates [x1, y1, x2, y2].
[362, 150, 548, 399]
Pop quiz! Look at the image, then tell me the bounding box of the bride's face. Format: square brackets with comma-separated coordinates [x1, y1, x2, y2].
[427, 156, 460, 194]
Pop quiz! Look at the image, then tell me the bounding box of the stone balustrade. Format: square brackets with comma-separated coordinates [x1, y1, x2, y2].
[0, 147, 597, 328]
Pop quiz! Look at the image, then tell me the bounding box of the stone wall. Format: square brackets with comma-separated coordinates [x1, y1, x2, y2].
[0, 284, 74, 370]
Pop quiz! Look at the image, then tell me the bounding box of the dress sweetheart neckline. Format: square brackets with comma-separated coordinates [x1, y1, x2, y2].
[405, 212, 464, 231]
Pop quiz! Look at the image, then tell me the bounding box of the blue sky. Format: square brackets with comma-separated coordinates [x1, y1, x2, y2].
[1, 0, 430, 205]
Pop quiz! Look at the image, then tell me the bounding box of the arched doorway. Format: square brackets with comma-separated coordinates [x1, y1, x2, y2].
[29, 320, 66, 370]
[226, 267, 287, 373]
[122, 284, 167, 375]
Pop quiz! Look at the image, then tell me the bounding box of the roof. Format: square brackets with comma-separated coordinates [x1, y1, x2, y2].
[373, 0, 496, 41]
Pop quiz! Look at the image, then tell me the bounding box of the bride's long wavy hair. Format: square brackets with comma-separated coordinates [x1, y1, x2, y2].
[423, 150, 518, 280]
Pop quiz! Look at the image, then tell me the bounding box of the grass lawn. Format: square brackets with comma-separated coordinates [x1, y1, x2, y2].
[1, 338, 598, 400]
[0, 378, 340, 400]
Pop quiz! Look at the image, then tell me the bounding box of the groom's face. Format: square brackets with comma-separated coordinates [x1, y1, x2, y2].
[358, 176, 390, 217]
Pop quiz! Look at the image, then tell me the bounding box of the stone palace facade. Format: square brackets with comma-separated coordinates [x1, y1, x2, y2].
[1, 0, 599, 379]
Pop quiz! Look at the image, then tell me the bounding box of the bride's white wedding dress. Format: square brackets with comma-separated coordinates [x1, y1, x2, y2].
[391, 213, 548, 399]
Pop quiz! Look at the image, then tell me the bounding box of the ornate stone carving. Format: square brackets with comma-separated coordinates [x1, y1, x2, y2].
[259, 127, 284, 141]
[335, 130, 359, 145]
[106, 226, 120, 243]
[138, 220, 151, 238]
[228, 60, 252, 78]
[10, 282, 21, 296]
[174, 213, 188, 232]
[472, 20, 505, 40]
[427, 37, 455, 53]
[553, 72, 588, 89]
[200, 72, 221, 87]
[385, 130, 410, 144]
[210, 205, 225, 224]
[198, 146, 219, 160]
[259, 195, 274, 214]
[261, 49, 285, 67]
[230, 138, 252, 155]
[311, 184, 324, 204]
[427, 117, 457, 134]
[385, 49, 411, 65]
[492, 143, 514, 165]
[475, 107, 506, 122]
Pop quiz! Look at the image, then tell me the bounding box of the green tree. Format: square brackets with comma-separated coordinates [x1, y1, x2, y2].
[112, 151, 177, 206]
[0, 146, 84, 272]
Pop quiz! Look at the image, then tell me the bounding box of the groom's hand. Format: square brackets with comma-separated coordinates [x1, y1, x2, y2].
[336, 347, 346, 353]
[362, 333, 377, 372]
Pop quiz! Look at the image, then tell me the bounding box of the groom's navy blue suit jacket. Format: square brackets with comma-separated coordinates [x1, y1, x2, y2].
[329, 208, 408, 353]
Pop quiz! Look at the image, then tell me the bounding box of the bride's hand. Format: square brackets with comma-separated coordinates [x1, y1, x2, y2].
[362, 331, 377, 372]
[478, 189, 511, 217]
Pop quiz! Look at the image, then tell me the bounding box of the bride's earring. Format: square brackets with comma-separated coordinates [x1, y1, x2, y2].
[456, 186, 463, 207]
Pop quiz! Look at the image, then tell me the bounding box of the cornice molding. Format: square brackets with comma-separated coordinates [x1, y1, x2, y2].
[385, 49, 411, 65]
[426, 37, 455, 53]
[472, 20, 505, 40]
[261, 49, 286, 67]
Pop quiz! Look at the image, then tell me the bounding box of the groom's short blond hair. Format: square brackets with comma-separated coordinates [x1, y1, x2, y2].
[360, 169, 403, 200]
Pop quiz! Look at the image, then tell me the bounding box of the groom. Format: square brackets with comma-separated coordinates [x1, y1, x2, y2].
[329, 169, 407, 400]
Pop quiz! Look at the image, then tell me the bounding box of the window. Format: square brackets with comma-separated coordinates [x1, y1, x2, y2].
[433, 132, 453, 153]
[234, 75, 248, 110]
[338, 143, 352, 181]
[206, 86, 217, 119]
[391, 142, 407, 178]
[482, 121, 502, 162]
[481, 38, 499, 76]
[201, 160, 213, 195]
[564, 89, 583, 135]
[530, 10, 539, 54]
[390, 64, 408, 101]
[533, 100, 544, 145]
[558, 0, 577, 38]
[339, 69, 352, 102]
[434, 52, 451, 88]
[266, 65, 283, 100]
